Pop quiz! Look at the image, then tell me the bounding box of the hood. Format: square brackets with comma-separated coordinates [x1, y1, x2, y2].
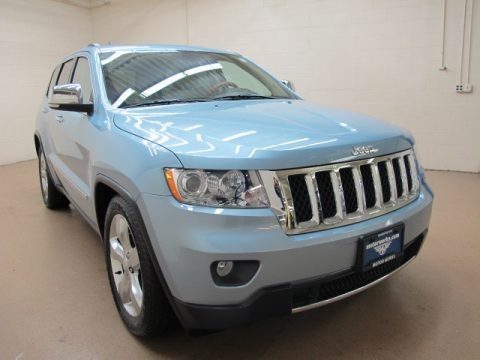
[113, 99, 413, 170]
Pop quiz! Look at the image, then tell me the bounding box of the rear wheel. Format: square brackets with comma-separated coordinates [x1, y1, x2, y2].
[104, 196, 171, 337]
[38, 146, 69, 209]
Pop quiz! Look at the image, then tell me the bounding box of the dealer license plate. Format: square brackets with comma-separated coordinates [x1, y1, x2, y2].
[359, 224, 404, 270]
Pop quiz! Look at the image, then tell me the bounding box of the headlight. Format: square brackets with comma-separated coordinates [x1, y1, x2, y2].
[164, 168, 269, 208]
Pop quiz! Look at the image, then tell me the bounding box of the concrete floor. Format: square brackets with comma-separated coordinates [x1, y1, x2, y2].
[0, 160, 479, 360]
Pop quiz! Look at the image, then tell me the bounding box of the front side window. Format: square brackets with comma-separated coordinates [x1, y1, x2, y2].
[57, 59, 75, 86]
[72, 57, 93, 104]
[99, 51, 296, 108]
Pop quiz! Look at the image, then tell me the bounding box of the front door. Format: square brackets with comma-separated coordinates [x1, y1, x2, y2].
[46, 55, 95, 219]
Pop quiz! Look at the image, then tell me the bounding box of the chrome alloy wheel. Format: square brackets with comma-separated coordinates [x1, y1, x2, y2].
[40, 152, 48, 201]
[109, 214, 143, 317]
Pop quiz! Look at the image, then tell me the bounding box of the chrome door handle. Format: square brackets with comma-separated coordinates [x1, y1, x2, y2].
[55, 115, 64, 123]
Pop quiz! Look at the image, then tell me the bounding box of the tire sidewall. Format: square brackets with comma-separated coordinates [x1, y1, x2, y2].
[37, 144, 69, 209]
[38, 148, 48, 206]
[103, 196, 165, 336]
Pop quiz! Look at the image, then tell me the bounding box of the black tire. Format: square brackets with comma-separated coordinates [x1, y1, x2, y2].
[104, 195, 171, 337]
[38, 146, 69, 209]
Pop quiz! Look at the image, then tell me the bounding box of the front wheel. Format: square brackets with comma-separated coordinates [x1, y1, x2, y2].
[104, 196, 171, 337]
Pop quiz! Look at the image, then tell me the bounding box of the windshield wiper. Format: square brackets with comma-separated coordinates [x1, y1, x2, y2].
[121, 98, 210, 108]
[120, 95, 285, 108]
[212, 95, 282, 101]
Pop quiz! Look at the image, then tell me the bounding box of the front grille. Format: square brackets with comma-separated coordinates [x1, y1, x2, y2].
[268, 149, 420, 235]
[291, 232, 425, 309]
[360, 165, 376, 208]
[316, 171, 337, 218]
[392, 157, 404, 197]
[288, 174, 312, 223]
[339, 167, 358, 214]
[377, 161, 391, 203]
[404, 155, 413, 192]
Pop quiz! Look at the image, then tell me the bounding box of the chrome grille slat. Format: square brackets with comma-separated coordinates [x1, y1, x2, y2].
[398, 156, 409, 198]
[352, 166, 366, 216]
[266, 149, 420, 235]
[407, 154, 420, 193]
[332, 170, 346, 221]
[280, 177, 297, 231]
[403, 155, 413, 192]
[371, 163, 383, 211]
[385, 159, 397, 205]
[305, 173, 321, 226]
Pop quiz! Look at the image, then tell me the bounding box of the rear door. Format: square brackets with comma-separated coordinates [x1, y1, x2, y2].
[37, 64, 61, 153]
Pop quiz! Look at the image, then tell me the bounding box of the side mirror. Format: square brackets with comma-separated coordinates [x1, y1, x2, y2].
[281, 79, 295, 92]
[49, 84, 93, 114]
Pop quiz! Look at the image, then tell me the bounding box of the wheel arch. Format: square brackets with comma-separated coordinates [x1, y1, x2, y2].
[34, 134, 41, 156]
[94, 174, 184, 326]
[94, 175, 135, 239]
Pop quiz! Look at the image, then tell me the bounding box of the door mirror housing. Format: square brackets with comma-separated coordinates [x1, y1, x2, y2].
[281, 79, 295, 92]
[49, 84, 93, 114]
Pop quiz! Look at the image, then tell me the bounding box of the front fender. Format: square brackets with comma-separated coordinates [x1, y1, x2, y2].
[91, 127, 183, 201]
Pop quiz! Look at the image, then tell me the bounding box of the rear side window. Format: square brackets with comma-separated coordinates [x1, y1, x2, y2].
[46, 66, 60, 97]
[57, 59, 75, 86]
[71, 57, 93, 104]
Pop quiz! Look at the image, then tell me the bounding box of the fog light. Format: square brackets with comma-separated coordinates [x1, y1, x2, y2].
[216, 261, 234, 277]
[211, 260, 260, 286]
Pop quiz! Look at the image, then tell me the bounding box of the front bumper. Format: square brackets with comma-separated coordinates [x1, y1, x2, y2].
[173, 232, 425, 329]
[137, 179, 433, 329]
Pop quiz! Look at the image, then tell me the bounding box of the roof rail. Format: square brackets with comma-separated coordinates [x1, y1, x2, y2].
[88, 43, 101, 47]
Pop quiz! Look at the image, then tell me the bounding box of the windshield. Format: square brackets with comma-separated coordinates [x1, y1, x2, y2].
[99, 51, 296, 108]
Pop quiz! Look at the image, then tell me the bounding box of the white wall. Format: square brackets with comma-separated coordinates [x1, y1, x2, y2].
[0, 0, 92, 165]
[92, 0, 187, 44]
[91, 0, 480, 173]
[1, 0, 479, 172]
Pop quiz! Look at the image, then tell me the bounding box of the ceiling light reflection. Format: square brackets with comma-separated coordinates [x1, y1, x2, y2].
[141, 63, 223, 97]
[338, 122, 357, 132]
[101, 51, 129, 65]
[287, 138, 337, 150]
[247, 138, 310, 158]
[261, 137, 309, 150]
[112, 88, 135, 108]
[183, 124, 203, 131]
[222, 130, 257, 142]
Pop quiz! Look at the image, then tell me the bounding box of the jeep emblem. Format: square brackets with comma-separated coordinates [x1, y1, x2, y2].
[352, 145, 379, 156]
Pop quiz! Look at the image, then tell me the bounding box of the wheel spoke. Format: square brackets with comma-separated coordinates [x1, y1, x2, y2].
[109, 237, 125, 263]
[118, 274, 131, 304]
[116, 217, 132, 251]
[115, 216, 124, 241]
[129, 275, 143, 314]
[108, 213, 143, 317]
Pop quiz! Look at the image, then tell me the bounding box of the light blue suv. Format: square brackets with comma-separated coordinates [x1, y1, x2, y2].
[35, 44, 433, 336]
